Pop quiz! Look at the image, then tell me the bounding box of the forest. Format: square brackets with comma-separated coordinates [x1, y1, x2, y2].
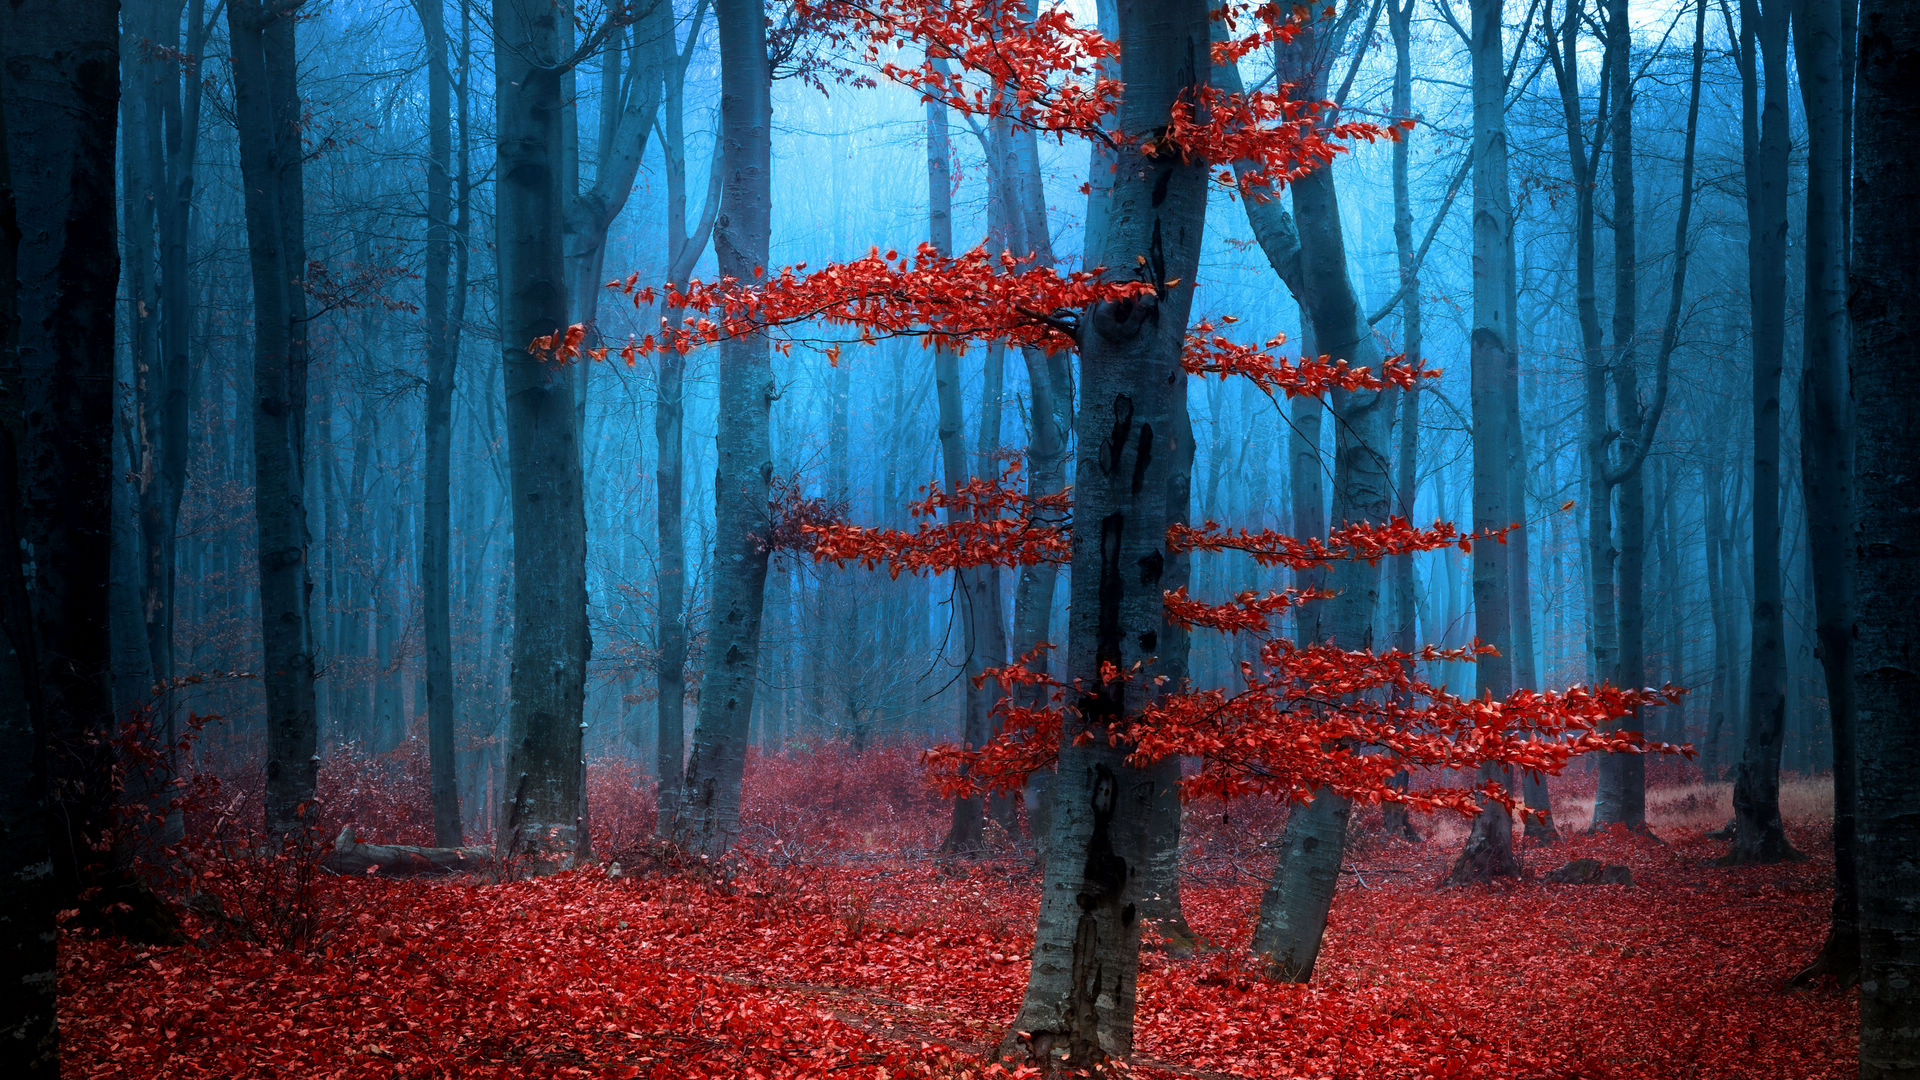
[2, 0, 1916, 1075]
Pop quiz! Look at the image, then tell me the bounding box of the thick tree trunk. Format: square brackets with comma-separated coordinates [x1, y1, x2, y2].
[1000, 0, 1207, 1063]
[1789, 0, 1857, 986]
[673, 0, 773, 859]
[0, 0, 122, 1067]
[1447, 0, 1522, 883]
[1849, 6, 1919, 1073]
[1729, 0, 1798, 864]
[228, 0, 318, 836]
[495, 0, 590, 864]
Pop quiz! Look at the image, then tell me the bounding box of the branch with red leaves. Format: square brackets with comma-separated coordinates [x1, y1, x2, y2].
[924, 637, 1686, 818]
[793, 0, 1121, 138]
[1167, 516, 1517, 570]
[806, 462, 1071, 578]
[1181, 317, 1434, 396]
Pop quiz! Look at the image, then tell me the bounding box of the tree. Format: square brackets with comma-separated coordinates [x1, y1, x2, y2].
[121, 0, 212, 761]
[414, 0, 467, 847]
[1850, 4, 1920, 1072]
[495, 0, 591, 863]
[1447, 0, 1522, 885]
[1789, 0, 1856, 986]
[1726, 0, 1798, 864]
[653, 0, 718, 837]
[1, 0, 123, 1067]
[673, 0, 775, 859]
[227, 0, 318, 837]
[587, 1, 1673, 1063]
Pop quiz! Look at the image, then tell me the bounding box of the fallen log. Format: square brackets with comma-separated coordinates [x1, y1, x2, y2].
[323, 826, 493, 877]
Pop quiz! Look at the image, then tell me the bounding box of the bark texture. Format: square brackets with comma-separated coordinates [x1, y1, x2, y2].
[1851, 4, 1920, 1073]
[495, 0, 590, 863]
[0, 0, 122, 1068]
[1000, 0, 1207, 1062]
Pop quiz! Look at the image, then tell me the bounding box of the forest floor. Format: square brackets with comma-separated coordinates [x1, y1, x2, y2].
[61, 750, 1852, 1079]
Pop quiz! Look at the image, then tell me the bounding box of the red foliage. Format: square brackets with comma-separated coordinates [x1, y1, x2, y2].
[794, 0, 1122, 137]
[63, 751, 1854, 1079]
[807, 460, 1072, 578]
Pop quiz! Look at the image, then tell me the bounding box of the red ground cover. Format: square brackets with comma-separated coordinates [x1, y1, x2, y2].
[61, 747, 1853, 1079]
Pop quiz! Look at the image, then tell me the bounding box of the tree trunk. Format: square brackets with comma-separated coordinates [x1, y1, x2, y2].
[1789, 0, 1857, 986]
[494, 0, 590, 864]
[0, 0, 123, 1066]
[415, 0, 463, 847]
[1380, 0, 1425, 845]
[1729, 0, 1798, 864]
[653, 17, 717, 836]
[1852, 9, 1920, 1071]
[228, 0, 318, 836]
[1589, 0, 1648, 831]
[1447, 0, 1522, 884]
[673, 0, 774, 859]
[1000, 0, 1207, 1063]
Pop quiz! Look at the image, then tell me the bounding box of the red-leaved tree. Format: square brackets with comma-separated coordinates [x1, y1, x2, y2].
[550, 0, 1681, 1066]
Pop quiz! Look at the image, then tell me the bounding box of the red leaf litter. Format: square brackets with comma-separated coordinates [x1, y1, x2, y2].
[62, 747, 1852, 1078]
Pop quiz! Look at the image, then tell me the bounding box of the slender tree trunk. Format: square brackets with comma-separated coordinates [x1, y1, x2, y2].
[415, 0, 463, 846]
[1008, 115, 1071, 864]
[1590, 0, 1647, 831]
[653, 20, 717, 836]
[1380, 0, 1426, 845]
[1852, 9, 1920, 1071]
[1447, 0, 1522, 883]
[1000, 0, 1207, 1063]
[1789, 0, 1857, 986]
[494, 0, 589, 864]
[0, 0, 123, 1066]
[1703, 456, 1731, 779]
[1729, 0, 1798, 864]
[673, 0, 773, 859]
[229, 0, 317, 836]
